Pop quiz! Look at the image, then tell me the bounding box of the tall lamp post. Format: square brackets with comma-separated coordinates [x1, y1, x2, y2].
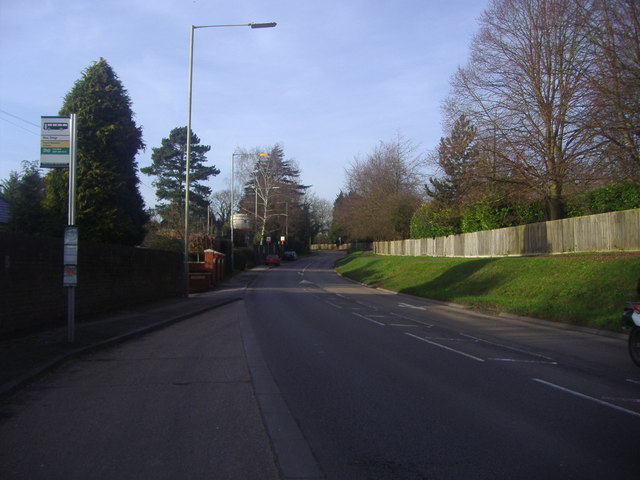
[184, 21, 276, 295]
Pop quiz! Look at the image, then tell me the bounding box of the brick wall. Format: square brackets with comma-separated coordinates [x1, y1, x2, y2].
[1, 232, 184, 335]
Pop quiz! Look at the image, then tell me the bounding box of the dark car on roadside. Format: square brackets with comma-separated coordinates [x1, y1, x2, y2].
[282, 251, 297, 261]
[264, 254, 281, 266]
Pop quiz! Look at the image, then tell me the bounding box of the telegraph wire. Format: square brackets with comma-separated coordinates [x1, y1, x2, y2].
[0, 116, 39, 135]
[0, 108, 40, 135]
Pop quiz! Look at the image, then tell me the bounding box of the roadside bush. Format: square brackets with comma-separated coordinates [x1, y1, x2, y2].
[410, 182, 638, 240]
[460, 195, 545, 233]
[460, 196, 509, 233]
[566, 181, 640, 217]
[410, 202, 460, 238]
[142, 232, 183, 252]
[233, 247, 256, 270]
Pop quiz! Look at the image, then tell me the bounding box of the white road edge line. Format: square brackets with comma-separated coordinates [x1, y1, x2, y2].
[405, 333, 485, 362]
[352, 312, 385, 326]
[532, 378, 640, 419]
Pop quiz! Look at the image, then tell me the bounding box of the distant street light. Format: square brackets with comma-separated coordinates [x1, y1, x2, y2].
[184, 22, 276, 294]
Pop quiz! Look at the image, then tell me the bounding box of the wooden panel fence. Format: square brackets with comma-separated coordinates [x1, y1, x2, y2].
[374, 208, 640, 257]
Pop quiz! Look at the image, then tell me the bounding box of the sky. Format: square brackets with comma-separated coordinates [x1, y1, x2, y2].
[0, 0, 488, 208]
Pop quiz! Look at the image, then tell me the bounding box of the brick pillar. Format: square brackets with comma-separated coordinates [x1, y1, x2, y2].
[204, 249, 215, 272]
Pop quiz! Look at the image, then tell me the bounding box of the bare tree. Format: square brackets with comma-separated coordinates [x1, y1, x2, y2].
[337, 135, 425, 240]
[210, 189, 231, 232]
[236, 144, 308, 245]
[582, 0, 640, 173]
[447, 0, 603, 219]
[305, 193, 333, 242]
[232, 147, 279, 245]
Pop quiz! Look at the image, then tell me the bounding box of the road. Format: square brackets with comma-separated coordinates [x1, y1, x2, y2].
[2, 250, 638, 479]
[245, 250, 640, 479]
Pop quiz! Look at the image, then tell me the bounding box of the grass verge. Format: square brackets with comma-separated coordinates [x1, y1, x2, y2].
[335, 251, 640, 331]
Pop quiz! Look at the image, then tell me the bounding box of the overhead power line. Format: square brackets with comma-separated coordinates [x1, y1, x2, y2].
[0, 109, 40, 135]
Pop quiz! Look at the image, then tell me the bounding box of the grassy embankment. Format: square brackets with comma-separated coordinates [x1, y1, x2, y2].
[334, 251, 640, 331]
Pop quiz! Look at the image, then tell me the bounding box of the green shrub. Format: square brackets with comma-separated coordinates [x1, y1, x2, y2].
[460, 196, 546, 233]
[410, 202, 460, 238]
[233, 247, 257, 270]
[589, 182, 640, 212]
[460, 196, 510, 233]
[411, 183, 638, 239]
[566, 182, 640, 217]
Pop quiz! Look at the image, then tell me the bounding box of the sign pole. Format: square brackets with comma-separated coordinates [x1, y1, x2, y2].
[66, 114, 77, 343]
[40, 114, 77, 343]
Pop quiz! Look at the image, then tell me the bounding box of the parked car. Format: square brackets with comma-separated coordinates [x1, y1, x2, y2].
[282, 251, 297, 261]
[264, 254, 281, 266]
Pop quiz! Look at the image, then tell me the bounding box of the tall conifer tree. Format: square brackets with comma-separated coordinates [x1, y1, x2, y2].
[142, 126, 219, 232]
[44, 58, 147, 245]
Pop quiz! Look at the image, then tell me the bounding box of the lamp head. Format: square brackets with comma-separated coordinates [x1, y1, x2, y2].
[250, 22, 277, 29]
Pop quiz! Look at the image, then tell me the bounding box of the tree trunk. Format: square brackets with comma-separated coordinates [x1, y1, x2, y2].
[545, 194, 565, 221]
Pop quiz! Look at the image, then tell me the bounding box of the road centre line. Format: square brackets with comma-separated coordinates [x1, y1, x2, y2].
[356, 300, 378, 311]
[325, 301, 343, 309]
[405, 333, 485, 362]
[532, 378, 640, 419]
[352, 312, 385, 326]
[460, 333, 554, 361]
[389, 311, 433, 328]
[427, 337, 472, 341]
[398, 302, 425, 310]
[601, 396, 640, 404]
[489, 358, 558, 365]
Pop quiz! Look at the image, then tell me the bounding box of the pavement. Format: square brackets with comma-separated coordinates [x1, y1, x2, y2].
[0, 266, 324, 480]
[0, 270, 256, 398]
[0, 268, 277, 477]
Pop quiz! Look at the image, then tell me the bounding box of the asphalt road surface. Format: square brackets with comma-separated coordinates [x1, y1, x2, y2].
[245, 250, 640, 479]
[2, 250, 638, 479]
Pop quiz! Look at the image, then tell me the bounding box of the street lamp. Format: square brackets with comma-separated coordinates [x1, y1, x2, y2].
[184, 21, 276, 295]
